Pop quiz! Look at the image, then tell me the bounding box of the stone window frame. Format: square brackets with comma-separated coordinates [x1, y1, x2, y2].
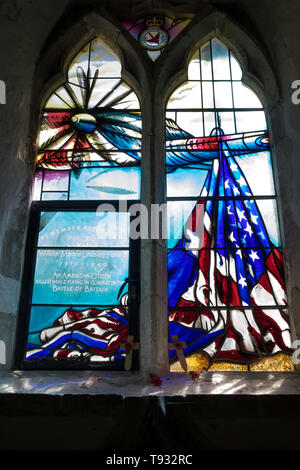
[2, 9, 298, 394]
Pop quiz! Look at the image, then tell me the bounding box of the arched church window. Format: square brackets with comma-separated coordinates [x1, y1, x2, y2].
[166, 38, 293, 371]
[15, 38, 141, 370]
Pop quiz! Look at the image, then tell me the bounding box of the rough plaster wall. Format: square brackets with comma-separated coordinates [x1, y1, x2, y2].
[0, 0, 300, 369]
[0, 0, 71, 366]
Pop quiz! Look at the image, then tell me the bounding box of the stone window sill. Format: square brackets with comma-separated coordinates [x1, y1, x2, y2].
[0, 370, 299, 396]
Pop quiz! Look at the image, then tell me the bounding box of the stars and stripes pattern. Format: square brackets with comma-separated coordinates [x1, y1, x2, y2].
[169, 129, 291, 363]
[26, 302, 128, 363]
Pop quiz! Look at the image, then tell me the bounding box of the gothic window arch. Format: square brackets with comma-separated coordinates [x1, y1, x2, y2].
[166, 37, 293, 372]
[14, 23, 294, 375]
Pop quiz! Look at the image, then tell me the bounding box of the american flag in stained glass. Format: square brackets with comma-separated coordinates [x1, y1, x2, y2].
[166, 38, 292, 370]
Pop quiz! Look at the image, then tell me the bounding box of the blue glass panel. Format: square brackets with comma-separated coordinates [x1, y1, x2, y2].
[32, 249, 129, 305]
[200, 42, 212, 80]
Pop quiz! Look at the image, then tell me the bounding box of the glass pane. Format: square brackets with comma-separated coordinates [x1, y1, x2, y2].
[167, 169, 208, 198]
[32, 171, 43, 201]
[233, 82, 263, 108]
[200, 42, 212, 80]
[168, 81, 202, 109]
[214, 82, 233, 108]
[169, 247, 286, 301]
[38, 112, 73, 149]
[111, 90, 140, 109]
[42, 170, 69, 192]
[235, 111, 267, 133]
[176, 112, 204, 137]
[217, 111, 236, 134]
[42, 192, 68, 201]
[89, 38, 122, 78]
[201, 81, 214, 108]
[45, 94, 71, 109]
[230, 53, 243, 80]
[235, 151, 275, 196]
[55, 86, 76, 109]
[167, 200, 201, 248]
[69, 167, 140, 200]
[256, 199, 281, 246]
[32, 249, 129, 305]
[166, 37, 292, 371]
[38, 38, 141, 203]
[211, 38, 231, 80]
[203, 112, 216, 135]
[26, 304, 128, 363]
[86, 79, 121, 108]
[167, 199, 278, 249]
[188, 50, 201, 80]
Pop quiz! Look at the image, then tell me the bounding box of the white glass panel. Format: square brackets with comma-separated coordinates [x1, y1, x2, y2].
[89, 38, 122, 78]
[45, 94, 70, 109]
[202, 81, 214, 108]
[38, 212, 130, 248]
[167, 169, 208, 197]
[233, 82, 263, 108]
[111, 90, 140, 110]
[87, 79, 120, 108]
[204, 112, 216, 136]
[256, 199, 281, 246]
[235, 151, 275, 196]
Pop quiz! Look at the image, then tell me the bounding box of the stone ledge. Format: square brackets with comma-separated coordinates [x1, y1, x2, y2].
[0, 370, 299, 396]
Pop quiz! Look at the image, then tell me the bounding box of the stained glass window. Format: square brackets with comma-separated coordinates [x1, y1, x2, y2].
[16, 38, 141, 369]
[166, 38, 294, 372]
[17, 33, 294, 373]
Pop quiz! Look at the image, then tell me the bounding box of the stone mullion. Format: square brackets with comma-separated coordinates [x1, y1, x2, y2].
[139, 83, 169, 376]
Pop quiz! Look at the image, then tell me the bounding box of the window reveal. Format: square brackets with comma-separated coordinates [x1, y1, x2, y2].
[17, 38, 141, 369]
[166, 38, 293, 371]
